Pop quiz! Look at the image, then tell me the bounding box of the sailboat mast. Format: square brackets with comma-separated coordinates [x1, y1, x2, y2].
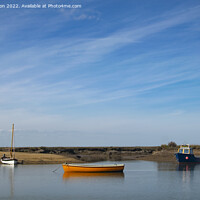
[10, 124, 14, 158]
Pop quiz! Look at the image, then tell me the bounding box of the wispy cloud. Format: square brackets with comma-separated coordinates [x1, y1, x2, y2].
[60, 8, 101, 21]
[167, 110, 185, 116]
[0, 5, 200, 114]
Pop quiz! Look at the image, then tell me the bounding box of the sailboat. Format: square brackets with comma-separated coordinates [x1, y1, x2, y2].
[1, 124, 18, 165]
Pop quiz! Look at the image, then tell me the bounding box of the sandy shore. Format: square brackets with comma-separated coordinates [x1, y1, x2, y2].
[0, 152, 79, 165]
[0, 146, 181, 164]
[2, 146, 200, 164]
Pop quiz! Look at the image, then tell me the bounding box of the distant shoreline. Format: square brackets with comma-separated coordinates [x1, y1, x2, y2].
[0, 146, 188, 164]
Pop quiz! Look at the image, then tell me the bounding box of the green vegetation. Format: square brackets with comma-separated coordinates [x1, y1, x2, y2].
[0, 143, 182, 163]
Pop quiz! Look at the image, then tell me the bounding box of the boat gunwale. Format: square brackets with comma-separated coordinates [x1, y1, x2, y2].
[1, 158, 18, 161]
[62, 163, 125, 168]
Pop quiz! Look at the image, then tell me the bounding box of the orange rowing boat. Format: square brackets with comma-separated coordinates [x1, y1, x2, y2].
[62, 163, 125, 173]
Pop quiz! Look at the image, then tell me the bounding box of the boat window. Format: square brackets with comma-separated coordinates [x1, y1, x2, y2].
[190, 149, 193, 154]
[184, 149, 189, 154]
[179, 149, 183, 153]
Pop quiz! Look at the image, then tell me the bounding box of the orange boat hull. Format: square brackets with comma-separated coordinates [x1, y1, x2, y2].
[62, 164, 124, 173]
[63, 172, 124, 179]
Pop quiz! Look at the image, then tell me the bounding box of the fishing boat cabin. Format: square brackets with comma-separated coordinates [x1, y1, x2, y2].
[177, 144, 193, 155]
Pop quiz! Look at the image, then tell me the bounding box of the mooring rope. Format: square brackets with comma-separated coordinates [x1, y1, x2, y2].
[52, 165, 61, 172]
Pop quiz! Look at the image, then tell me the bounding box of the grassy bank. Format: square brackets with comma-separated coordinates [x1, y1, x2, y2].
[0, 151, 79, 164]
[1, 144, 200, 164]
[0, 145, 184, 164]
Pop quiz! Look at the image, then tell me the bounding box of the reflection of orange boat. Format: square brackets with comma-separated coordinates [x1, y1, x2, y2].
[62, 163, 125, 173]
[63, 172, 124, 179]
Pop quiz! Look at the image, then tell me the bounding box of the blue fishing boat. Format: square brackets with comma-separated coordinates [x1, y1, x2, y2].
[175, 144, 200, 163]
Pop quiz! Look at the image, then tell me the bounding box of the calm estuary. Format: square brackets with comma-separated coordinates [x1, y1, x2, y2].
[0, 161, 200, 200]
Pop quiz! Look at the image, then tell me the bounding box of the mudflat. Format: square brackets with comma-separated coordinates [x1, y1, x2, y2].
[0, 152, 79, 164]
[1, 146, 200, 164]
[0, 146, 181, 164]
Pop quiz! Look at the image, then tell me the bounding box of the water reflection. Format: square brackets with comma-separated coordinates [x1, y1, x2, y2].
[1, 165, 17, 199]
[2, 161, 200, 200]
[177, 163, 196, 171]
[177, 164, 197, 183]
[63, 172, 124, 180]
[157, 162, 200, 184]
[157, 162, 177, 171]
[157, 162, 200, 171]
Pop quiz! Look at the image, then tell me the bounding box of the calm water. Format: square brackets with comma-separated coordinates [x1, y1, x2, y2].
[0, 161, 200, 200]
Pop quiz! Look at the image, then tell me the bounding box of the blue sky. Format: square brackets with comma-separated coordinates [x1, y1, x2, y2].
[0, 0, 200, 146]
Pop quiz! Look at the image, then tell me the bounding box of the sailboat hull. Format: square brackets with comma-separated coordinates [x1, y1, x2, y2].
[1, 158, 18, 165]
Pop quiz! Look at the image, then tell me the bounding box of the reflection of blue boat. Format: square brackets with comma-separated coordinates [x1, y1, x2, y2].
[175, 144, 200, 163]
[177, 163, 196, 171]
